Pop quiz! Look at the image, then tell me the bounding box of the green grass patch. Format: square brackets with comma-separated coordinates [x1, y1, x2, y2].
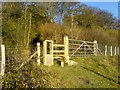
[43, 56, 118, 88]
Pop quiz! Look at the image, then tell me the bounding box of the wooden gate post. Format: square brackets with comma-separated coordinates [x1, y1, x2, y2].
[84, 41, 86, 57]
[43, 40, 53, 66]
[93, 40, 97, 56]
[37, 43, 40, 65]
[0, 44, 5, 76]
[64, 36, 69, 65]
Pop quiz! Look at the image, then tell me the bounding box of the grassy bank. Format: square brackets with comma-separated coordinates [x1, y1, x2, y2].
[42, 56, 118, 88]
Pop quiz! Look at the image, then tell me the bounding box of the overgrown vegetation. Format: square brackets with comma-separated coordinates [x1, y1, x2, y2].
[1, 2, 119, 88]
[3, 61, 61, 88]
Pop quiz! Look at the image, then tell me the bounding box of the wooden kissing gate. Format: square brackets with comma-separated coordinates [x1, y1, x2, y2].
[43, 36, 69, 67]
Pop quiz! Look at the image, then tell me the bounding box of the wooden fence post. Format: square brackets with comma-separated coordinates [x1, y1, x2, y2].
[0, 44, 5, 76]
[37, 43, 40, 65]
[105, 45, 107, 56]
[115, 46, 116, 56]
[43, 41, 46, 65]
[117, 47, 119, 56]
[93, 40, 97, 56]
[64, 36, 69, 65]
[110, 46, 112, 56]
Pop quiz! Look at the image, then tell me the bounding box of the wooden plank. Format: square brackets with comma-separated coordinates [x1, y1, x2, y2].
[53, 44, 64, 47]
[53, 50, 64, 53]
[69, 43, 94, 47]
[69, 48, 94, 50]
[69, 39, 94, 44]
[54, 55, 65, 57]
[69, 52, 94, 54]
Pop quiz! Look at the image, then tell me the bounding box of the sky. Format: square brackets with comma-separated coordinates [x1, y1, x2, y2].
[81, 2, 118, 18]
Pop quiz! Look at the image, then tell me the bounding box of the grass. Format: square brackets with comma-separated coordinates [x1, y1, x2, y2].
[40, 56, 118, 88]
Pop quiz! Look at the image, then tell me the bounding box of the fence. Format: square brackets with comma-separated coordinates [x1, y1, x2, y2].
[5, 45, 40, 71]
[69, 39, 98, 58]
[0, 43, 41, 74]
[98, 44, 119, 57]
[0, 43, 42, 88]
[68, 38, 119, 58]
